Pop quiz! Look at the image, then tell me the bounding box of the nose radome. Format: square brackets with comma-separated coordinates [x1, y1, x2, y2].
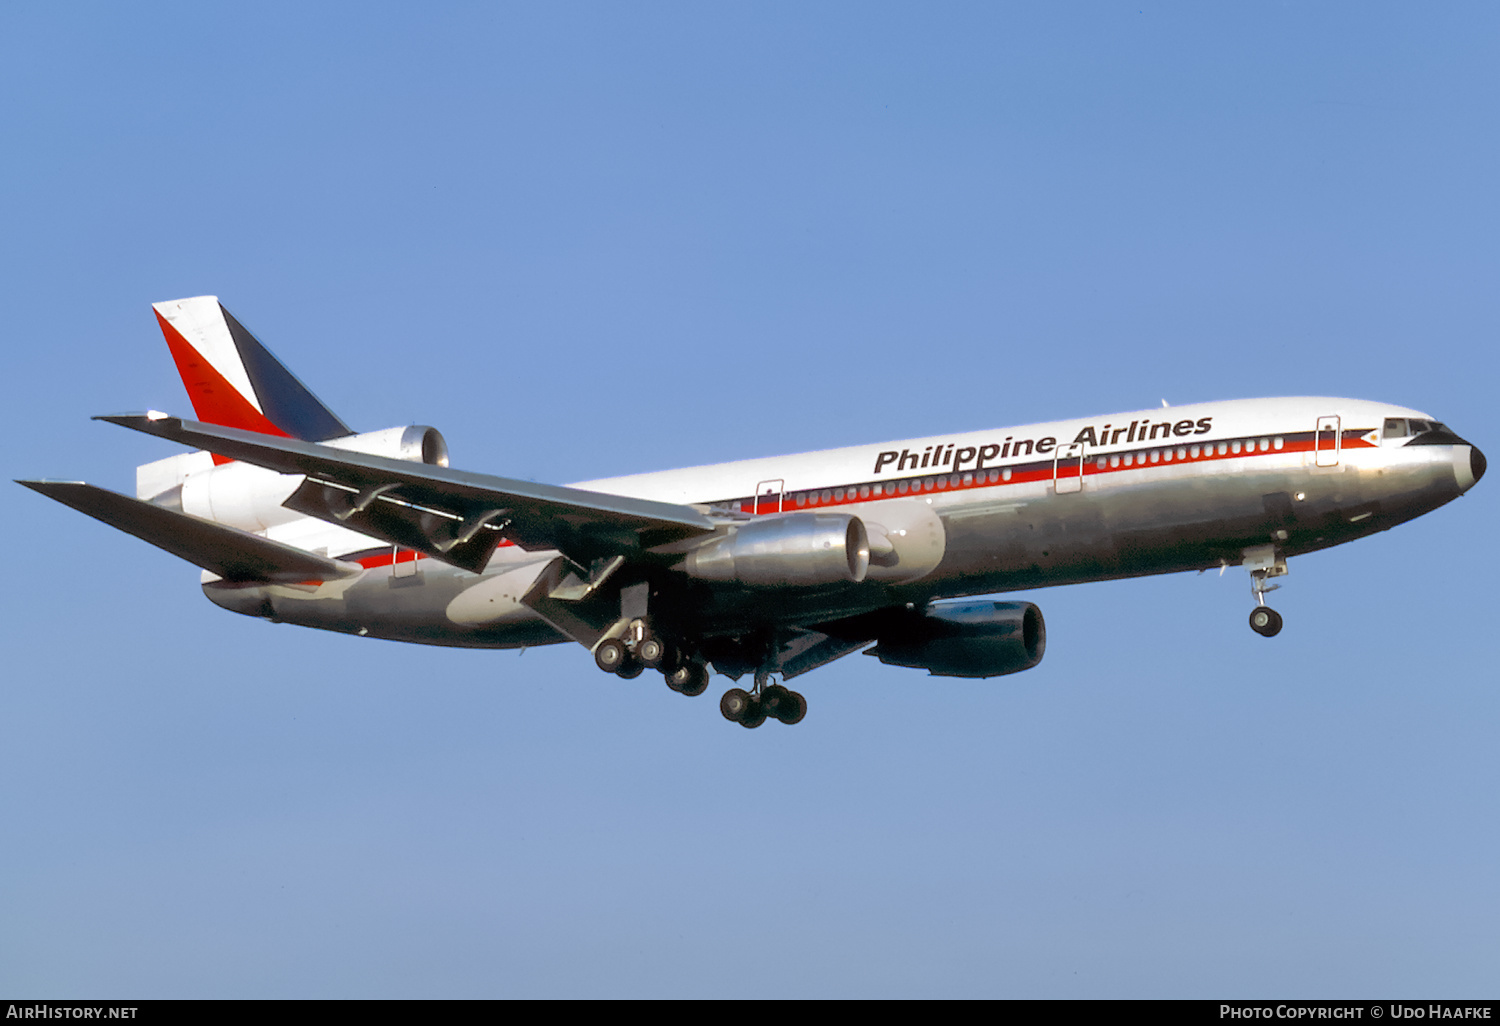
[1473, 445, 1487, 486]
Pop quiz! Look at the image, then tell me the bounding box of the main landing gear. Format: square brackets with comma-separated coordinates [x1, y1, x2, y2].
[593, 621, 808, 727]
[592, 622, 710, 696]
[719, 669, 806, 729]
[1245, 546, 1288, 638]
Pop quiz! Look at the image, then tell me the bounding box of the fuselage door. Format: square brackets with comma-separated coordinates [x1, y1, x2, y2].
[1054, 442, 1087, 494]
[1315, 416, 1341, 467]
[754, 479, 785, 515]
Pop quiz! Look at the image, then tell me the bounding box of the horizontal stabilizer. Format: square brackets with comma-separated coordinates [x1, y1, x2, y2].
[17, 480, 363, 583]
[96, 413, 719, 572]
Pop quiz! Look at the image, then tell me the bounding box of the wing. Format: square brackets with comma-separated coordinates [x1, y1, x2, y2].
[17, 479, 362, 583]
[98, 413, 719, 573]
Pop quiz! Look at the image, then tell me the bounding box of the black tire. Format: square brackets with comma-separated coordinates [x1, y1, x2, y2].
[594, 638, 627, 673]
[1249, 606, 1283, 637]
[667, 662, 708, 697]
[739, 698, 767, 729]
[778, 690, 807, 725]
[678, 665, 709, 698]
[720, 687, 751, 722]
[615, 658, 645, 679]
[638, 636, 669, 668]
[761, 684, 791, 719]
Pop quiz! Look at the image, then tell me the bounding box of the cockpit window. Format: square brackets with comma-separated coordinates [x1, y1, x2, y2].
[1386, 418, 1451, 440]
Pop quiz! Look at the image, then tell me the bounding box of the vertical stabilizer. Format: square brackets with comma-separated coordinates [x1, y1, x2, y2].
[151, 296, 352, 442]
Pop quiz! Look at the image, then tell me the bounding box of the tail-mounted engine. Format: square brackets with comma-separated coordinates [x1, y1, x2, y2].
[868, 599, 1045, 678]
[323, 425, 449, 467]
[682, 512, 871, 587]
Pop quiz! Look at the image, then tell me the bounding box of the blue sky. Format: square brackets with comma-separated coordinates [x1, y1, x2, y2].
[3, 2, 1496, 997]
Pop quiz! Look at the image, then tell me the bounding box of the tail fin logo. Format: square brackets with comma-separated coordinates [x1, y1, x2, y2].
[152, 297, 351, 449]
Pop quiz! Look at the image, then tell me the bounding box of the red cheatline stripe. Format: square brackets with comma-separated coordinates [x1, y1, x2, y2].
[349, 549, 427, 569]
[155, 310, 290, 464]
[735, 430, 1376, 513]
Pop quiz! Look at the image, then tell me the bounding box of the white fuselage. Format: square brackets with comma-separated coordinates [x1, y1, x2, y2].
[207, 396, 1480, 649]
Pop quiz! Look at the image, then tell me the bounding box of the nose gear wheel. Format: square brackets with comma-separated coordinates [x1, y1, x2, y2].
[1249, 606, 1283, 637]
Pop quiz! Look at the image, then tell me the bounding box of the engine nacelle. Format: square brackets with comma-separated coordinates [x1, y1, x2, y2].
[141, 425, 450, 534]
[870, 599, 1045, 678]
[683, 513, 871, 587]
[323, 425, 449, 467]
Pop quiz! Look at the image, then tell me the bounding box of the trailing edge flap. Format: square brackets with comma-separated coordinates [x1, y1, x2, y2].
[97, 414, 719, 573]
[17, 480, 362, 584]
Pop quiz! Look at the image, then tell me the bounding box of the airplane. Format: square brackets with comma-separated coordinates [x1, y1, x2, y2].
[18, 297, 1487, 728]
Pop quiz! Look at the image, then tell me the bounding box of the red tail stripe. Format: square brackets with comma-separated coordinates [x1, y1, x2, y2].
[155, 310, 290, 464]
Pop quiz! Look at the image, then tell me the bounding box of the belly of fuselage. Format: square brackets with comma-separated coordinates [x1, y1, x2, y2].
[923, 444, 1464, 596]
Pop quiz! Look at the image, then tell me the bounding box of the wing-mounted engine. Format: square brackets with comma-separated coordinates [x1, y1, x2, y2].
[134, 425, 450, 535]
[680, 512, 871, 587]
[867, 599, 1045, 678]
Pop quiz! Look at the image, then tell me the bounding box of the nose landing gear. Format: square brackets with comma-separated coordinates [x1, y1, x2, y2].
[1244, 545, 1288, 637]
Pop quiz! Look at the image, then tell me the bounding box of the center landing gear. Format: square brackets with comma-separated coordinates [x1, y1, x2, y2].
[720, 669, 807, 729]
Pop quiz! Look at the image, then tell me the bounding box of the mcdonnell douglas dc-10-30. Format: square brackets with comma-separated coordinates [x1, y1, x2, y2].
[20, 298, 1486, 727]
